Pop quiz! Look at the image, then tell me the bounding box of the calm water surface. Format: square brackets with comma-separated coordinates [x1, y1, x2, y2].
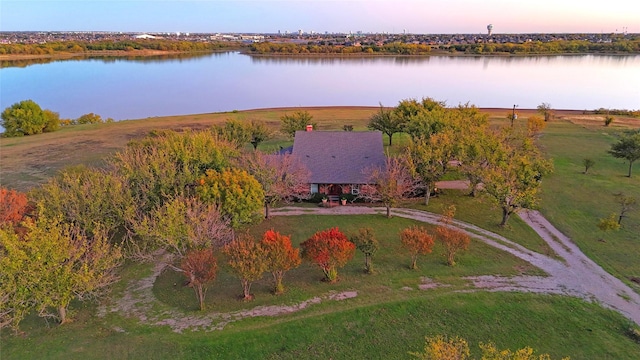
[1, 52, 638, 122]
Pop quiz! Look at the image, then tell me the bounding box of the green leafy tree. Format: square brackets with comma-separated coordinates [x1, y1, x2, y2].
[280, 111, 316, 138]
[222, 235, 267, 301]
[111, 130, 236, 212]
[43, 109, 61, 132]
[247, 120, 272, 150]
[583, 158, 595, 174]
[197, 168, 264, 229]
[367, 104, 405, 146]
[405, 131, 457, 205]
[212, 119, 251, 148]
[349, 227, 379, 274]
[76, 113, 104, 124]
[1, 216, 122, 327]
[31, 166, 134, 239]
[608, 130, 640, 177]
[1, 100, 48, 137]
[536, 102, 554, 121]
[480, 131, 553, 226]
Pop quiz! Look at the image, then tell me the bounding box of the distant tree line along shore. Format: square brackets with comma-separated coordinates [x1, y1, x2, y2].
[250, 39, 640, 55]
[0, 40, 242, 56]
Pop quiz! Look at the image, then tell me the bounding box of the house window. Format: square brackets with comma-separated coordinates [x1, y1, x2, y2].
[351, 184, 360, 195]
[310, 184, 319, 194]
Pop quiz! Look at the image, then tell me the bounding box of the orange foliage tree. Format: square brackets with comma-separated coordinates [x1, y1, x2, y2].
[260, 230, 301, 294]
[222, 235, 267, 301]
[436, 206, 471, 266]
[300, 227, 355, 283]
[181, 248, 217, 311]
[0, 187, 29, 227]
[400, 226, 435, 270]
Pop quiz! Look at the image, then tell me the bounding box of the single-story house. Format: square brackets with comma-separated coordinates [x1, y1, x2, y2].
[292, 128, 386, 196]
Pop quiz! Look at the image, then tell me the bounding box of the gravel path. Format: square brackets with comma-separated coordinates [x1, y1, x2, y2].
[271, 205, 640, 325]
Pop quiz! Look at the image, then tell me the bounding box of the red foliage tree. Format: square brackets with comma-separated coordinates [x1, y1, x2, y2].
[0, 187, 29, 227]
[181, 248, 218, 311]
[300, 227, 355, 283]
[260, 229, 301, 294]
[400, 226, 435, 269]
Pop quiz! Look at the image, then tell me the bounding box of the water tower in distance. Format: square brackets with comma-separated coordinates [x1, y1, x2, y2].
[487, 24, 493, 36]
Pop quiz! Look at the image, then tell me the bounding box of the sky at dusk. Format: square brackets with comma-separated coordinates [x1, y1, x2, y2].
[2, 0, 638, 34]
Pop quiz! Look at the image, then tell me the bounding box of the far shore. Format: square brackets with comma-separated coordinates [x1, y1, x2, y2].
[2, 48, 638, 62]
[0, 48, 239, 61]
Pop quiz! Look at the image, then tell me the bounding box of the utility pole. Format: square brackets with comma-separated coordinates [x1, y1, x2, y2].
[511, 104, 518, 127]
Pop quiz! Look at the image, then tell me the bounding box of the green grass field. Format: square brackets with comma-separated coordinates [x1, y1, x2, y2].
[539, 121, 640, 288]
[1, 107, 639, 359]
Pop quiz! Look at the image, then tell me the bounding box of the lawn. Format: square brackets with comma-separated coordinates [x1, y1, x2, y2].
[538, 120, 640, 289]
[4, 291, 638, 359]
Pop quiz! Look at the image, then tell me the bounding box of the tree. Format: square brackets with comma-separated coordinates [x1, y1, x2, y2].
[197, 168, 264, 229]
[1, 100, 48, 137]
[31, 166, 134, 239]
[222, 235, 267, 301]
[247, 120, 272, 150]
[362, 156, 420, 217]
[409, 335, 470, 360]
[132, 196, 233, 258]
[349, 227, 379, 274]
[0, 187, 30, 227]
[436, 206, 470, 266]
[181, 248, 217, 311]
[598, 213, 620, 232]
[260, 230, 301, 294]
[526, 115, 546, 136]
[1, 216, 122, 326]
[405, 131, 457, 205]
[111, 129, 237, 213]
[614, 193, 636, 225]
[608, 130, 640, 177]
[280, 111, 316, 138]
[212, 119, 251, 148]
[367, 104, 405, 146]
[75, 113, 104, 124]
[537, 102, 554, 121]
[300, 227, 355, 283]
[400, 226, 435, 270]
[480, 131, 553, 226]
[43, 109, 61, 133]
[583, 158, 595, 174]
[238, 151, 310, 219]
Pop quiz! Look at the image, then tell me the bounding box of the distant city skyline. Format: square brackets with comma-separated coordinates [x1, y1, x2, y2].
[2, 0, 638, 34]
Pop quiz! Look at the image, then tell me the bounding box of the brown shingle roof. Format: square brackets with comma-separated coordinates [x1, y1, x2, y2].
[292, 131, 385, 184]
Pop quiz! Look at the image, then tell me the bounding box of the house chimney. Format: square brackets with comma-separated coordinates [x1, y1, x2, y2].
[306, 124, 313, 132]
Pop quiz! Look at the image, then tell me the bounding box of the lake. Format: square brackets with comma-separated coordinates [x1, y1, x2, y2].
[1, 52, 639, 123]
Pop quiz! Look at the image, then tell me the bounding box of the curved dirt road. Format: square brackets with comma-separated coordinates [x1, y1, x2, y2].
[271, 205, 640, 325]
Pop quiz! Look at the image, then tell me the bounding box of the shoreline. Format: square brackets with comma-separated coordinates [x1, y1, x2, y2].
[2, 49, 638, 62]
